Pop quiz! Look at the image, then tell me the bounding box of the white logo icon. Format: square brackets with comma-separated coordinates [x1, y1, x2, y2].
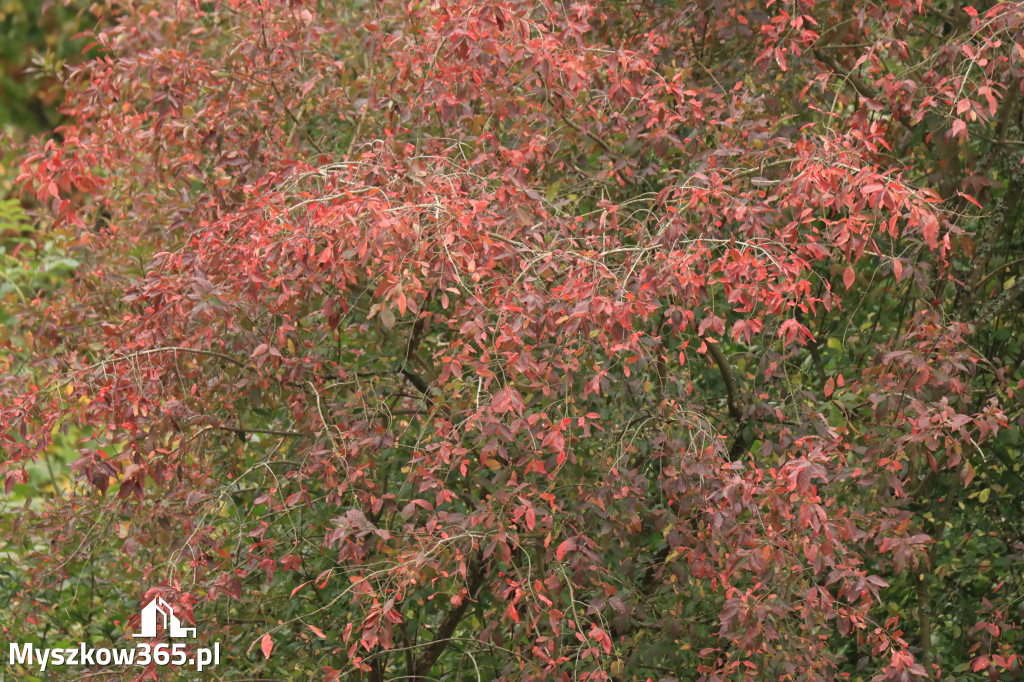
[133, 596, 196, 639]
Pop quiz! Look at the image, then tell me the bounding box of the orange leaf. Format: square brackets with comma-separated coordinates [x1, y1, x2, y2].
[261, 633, 274, 659]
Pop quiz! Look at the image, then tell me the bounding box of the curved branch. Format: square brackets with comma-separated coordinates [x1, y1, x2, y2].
[411, 556, 486, 680]
[705, 340, 742, 423]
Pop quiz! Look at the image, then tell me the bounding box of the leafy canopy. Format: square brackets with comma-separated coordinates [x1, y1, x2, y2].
[3, 1, 1024, 681]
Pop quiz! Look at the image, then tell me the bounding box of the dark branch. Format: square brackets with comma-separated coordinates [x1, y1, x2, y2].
[411, 557, 486, 680]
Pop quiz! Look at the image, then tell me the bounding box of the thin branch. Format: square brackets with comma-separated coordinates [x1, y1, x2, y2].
[88, 346, 249, 371]
[813, 48, 887, 113]
[975, 257, 1024, 290]
[974, 276, 1024, 329]
[217, 424, 313, 439]
[558, 111, 628, 165]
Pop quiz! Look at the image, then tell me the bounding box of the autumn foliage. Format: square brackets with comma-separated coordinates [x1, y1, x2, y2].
[3, 0, 1024, 680]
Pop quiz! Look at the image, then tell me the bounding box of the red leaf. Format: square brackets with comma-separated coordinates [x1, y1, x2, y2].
[957, 191, 983, 208]
[922, 216, 940, 249]
[590, 625, 612, 654]
[843, 266, 855, 291]
[950, 117, 968, 139]
[261, 633, 274, 659]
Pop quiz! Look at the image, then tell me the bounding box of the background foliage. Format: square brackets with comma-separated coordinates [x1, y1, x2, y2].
[2, 1, 1024, 681]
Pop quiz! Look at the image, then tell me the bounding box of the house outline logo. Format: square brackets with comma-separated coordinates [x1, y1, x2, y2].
[133, 596, 196, 639]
